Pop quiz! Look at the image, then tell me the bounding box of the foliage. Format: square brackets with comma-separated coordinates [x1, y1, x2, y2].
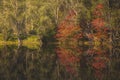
[0, 0, 119, 45]
[55, 10, 82, 42]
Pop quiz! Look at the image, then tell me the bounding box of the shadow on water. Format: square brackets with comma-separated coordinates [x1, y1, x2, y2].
[0, 44, 120, 80]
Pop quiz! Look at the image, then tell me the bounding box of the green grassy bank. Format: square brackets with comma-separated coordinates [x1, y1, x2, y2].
[0, 34, 41, 46]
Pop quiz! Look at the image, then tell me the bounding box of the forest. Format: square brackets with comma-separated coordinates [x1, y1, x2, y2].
[0, 0, 119, 46]
[0, 0, 120, 80]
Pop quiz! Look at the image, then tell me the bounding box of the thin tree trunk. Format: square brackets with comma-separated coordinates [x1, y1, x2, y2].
[18, 37, 22, 47]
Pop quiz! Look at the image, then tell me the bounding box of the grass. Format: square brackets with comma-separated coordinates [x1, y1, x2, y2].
[0, 35, 41, 48]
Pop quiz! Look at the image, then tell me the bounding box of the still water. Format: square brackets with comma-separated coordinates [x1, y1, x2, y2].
[0, 44, 120, 80]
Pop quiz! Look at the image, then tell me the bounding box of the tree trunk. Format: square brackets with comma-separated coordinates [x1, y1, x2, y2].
[18, 37, 22, 47]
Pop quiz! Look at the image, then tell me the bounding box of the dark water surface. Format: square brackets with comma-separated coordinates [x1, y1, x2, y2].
[0, 44, 120, 80]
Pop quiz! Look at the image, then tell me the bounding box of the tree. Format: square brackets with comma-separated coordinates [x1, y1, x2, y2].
[55, 9, 82, 42]
[0, 0, 14, 41]
[0, 0, 26, 45]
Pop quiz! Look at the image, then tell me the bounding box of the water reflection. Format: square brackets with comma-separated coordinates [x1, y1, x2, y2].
[0, 44, 119, 80]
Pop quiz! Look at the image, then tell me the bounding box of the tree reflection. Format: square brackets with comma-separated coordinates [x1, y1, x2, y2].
[55, 44, 120, 80]
[0, 44, 119, 80]
[86, 46, 109, 80]
[56, 45, 82, 78]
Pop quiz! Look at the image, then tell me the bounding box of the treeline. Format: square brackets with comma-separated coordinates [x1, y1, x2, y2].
[55, 0, 120, 44]
[0, 0, 119, 45]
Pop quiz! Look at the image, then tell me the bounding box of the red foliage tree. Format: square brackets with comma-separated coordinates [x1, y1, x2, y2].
[55, 10, 82, 42]
[87, 3, 109, 42]
[91, 18, 105, 30]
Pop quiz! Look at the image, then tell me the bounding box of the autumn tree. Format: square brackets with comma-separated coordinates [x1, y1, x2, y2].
[84, 3, 110, 44]
[55, 10, 82, 43]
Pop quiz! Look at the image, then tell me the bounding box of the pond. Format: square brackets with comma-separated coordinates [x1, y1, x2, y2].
[0, 44, 119, 80]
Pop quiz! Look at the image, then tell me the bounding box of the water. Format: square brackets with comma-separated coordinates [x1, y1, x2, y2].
[0, 44, 120, 80]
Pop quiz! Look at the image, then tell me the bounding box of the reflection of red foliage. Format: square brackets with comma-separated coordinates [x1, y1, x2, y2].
[88, 46, 109, 80]
[94, 70, 103, 80]
[92, 56, 107, 80]
[56, 48, 80, 65]
[87, 49, 95, 54]
[92, 60, 106, 70]
[87, 48, 104, 55]
[56, 47, 81, 76]
[66, 66, 77, 75]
